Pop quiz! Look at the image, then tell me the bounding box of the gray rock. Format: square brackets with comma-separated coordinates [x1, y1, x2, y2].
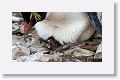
[19, 23, 24, 33]
[12, 35, 28, 47]
[53, 53, 64, 61]
[21, 47, 30, 55]
[12, 12, 22, 18]
[64, 49, 74, 55]
[12, 23, 19, 29]
[94, 43, 102, 60]
[39, 54, 53, 62]
[12, 46, 20, 60]
[16, 56, 29, 62]
[12, 23, 19, 34]
[12, 16, 23, 23]
[37, 48, 47, 53]
[94, 52, 102, 59]
[16, 52, 44, 62]
[73, 47, 95, 57]
[12, 46, 30, 60]
[96, 43, 102, 54]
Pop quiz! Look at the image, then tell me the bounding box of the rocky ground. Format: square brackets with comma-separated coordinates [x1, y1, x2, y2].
[12, 12, 102, 62]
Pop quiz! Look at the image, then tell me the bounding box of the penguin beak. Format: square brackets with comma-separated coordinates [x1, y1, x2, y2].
[24, 21, 28, 34]
[24, 18, 34, 35]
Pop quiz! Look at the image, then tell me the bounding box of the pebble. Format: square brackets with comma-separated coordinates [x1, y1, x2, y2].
[94, 52, 102, 60]
[39, 54, 53, 62]
[94, 43, 102, 60]
[16, 52, 44, 62]
[12, 47, 30, 60]
[12, 16, 23, 23]
[96, 43, 102, 54]
[73, 47, 95, 57]
[53, 53, 63, 61]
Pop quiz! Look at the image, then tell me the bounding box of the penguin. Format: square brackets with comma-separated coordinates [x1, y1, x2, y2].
[21, 12, 101, 49]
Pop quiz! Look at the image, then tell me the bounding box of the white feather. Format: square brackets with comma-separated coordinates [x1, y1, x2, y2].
[34, 12, 95, 44]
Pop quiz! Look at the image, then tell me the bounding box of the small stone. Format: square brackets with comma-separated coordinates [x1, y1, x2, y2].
[12, 47, 29, 60]
[30, 45, 41, 52]
[16, 56, 29, 62]
[12, 23, 19, 35]
[16, 52, 44, 62]
[40, 56, 49, 62]
[94, 43, 102, 61]
[73, 51, 82, 57]
[73, 47, 95, 57]
[12, 23, 19, 30]
[12, 16, 23, 23]
[64, 49, 74, 55]
[12, 12, 22, 17]
[21, 47, 30, 55]
[53, 53, 63, 61]
[39, 54, 53, 62]
[94, 52, 102, 62]
[94, 52, 102, 59]
[96, 43, 102, 54]
[26, 37, 35, 46]
[19, 23, 24, 33]
[37, 48, 48, 53]
[12, 47, 20, 60]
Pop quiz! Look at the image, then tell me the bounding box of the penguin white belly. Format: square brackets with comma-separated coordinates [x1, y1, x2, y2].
[34, 12, 95, 44]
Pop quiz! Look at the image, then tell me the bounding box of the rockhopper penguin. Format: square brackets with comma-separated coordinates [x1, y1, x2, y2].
[21, 12, 101, 49]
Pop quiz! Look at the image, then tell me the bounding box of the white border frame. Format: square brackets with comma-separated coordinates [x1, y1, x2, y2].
[0, 0, 114, 74]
